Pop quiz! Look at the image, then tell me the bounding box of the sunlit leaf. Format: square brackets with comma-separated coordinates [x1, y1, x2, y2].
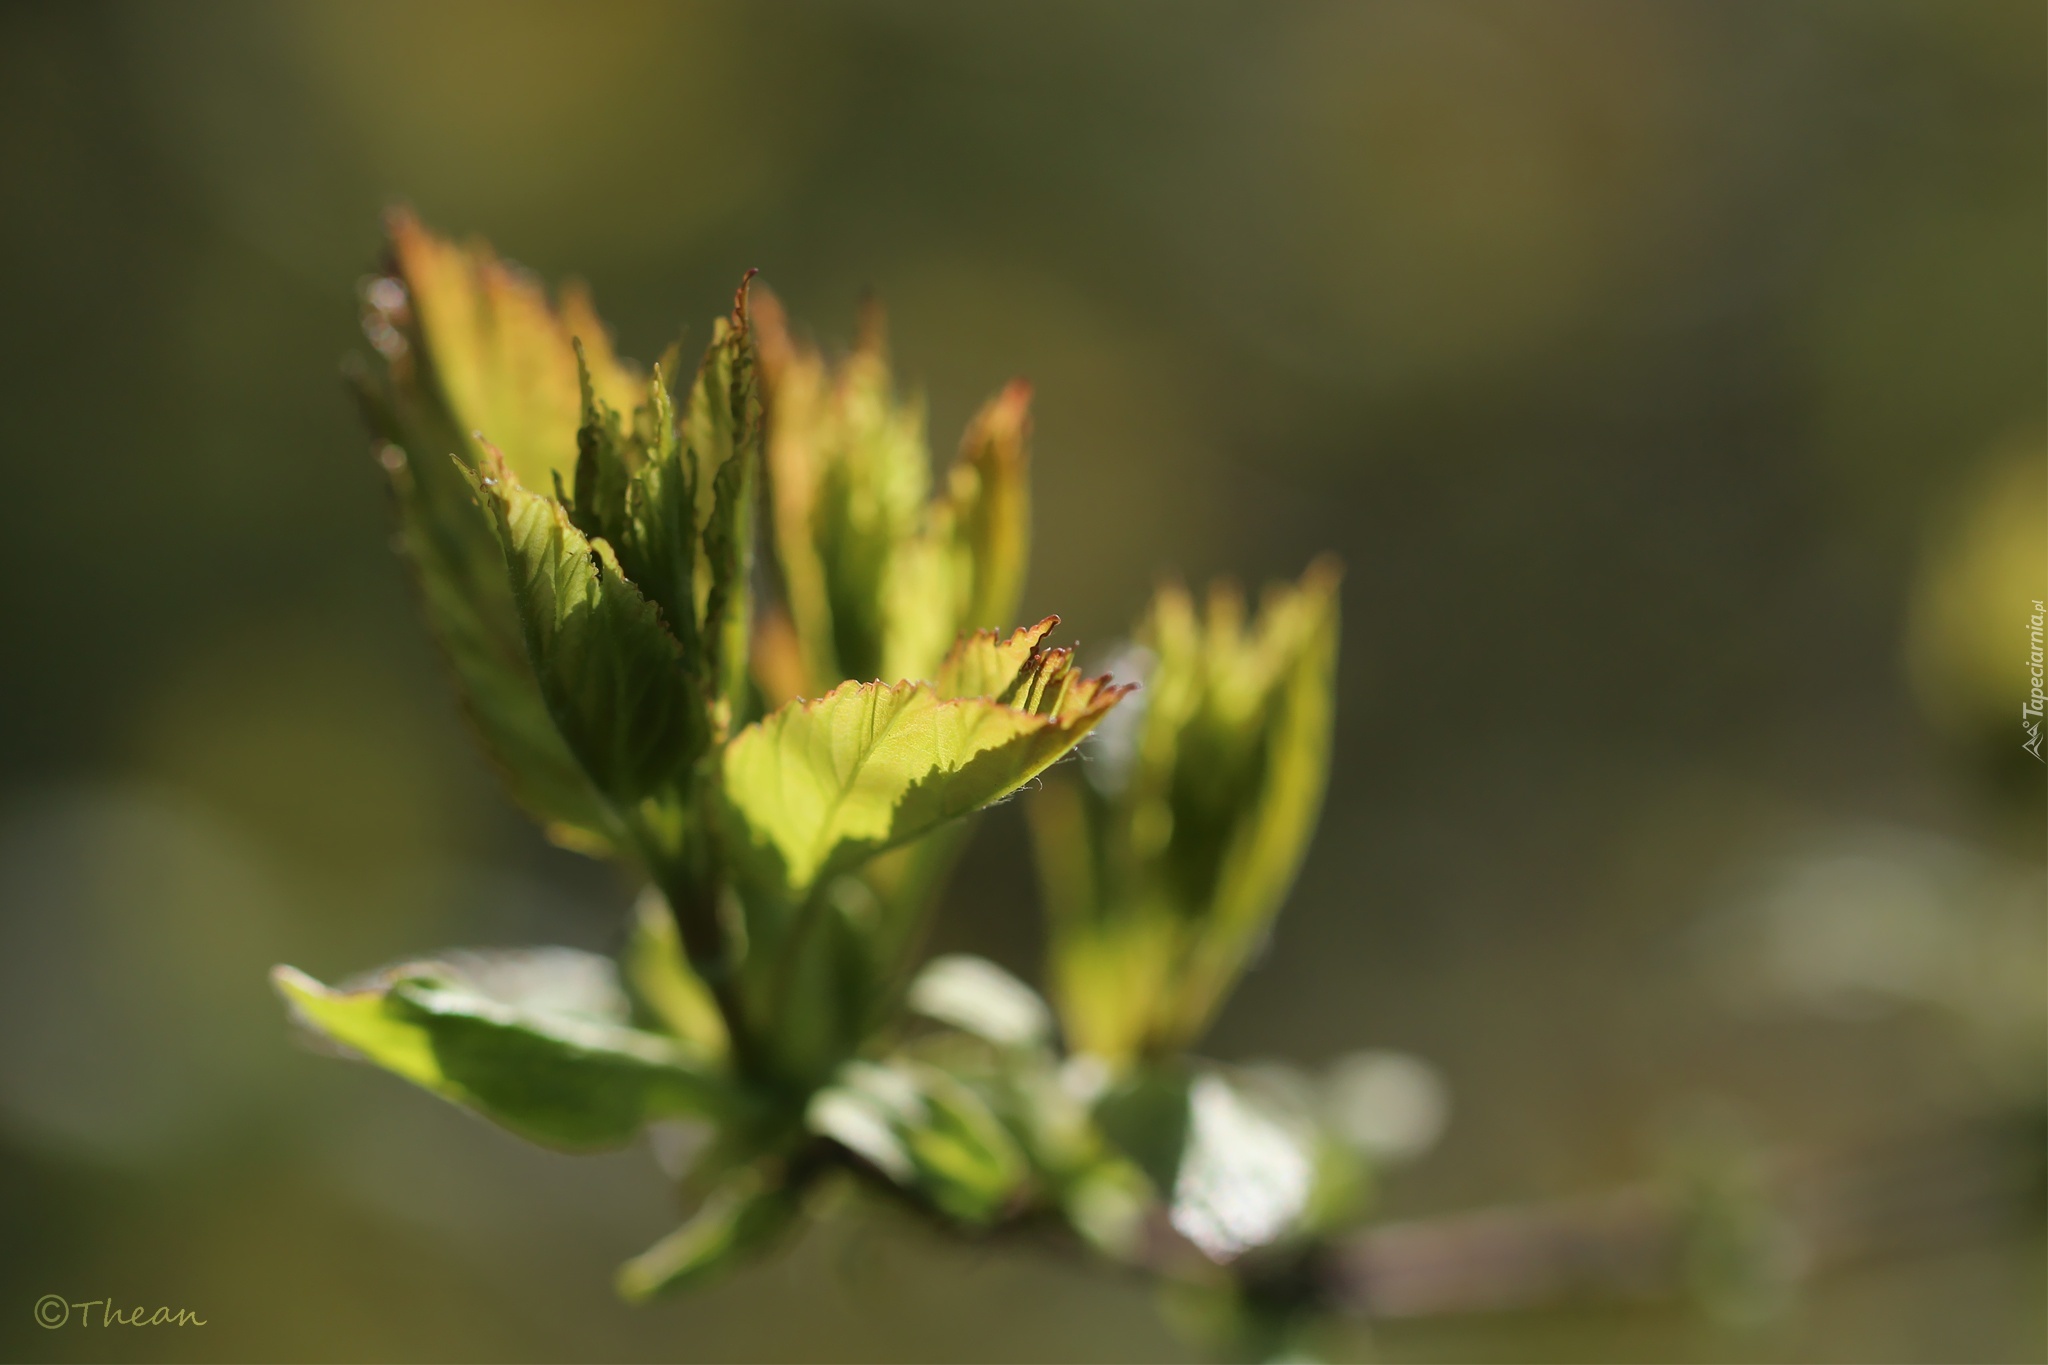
[722, 658, 1132, 898]
[754, 293, 930, 691]
[934, 616, 1059, 702]
[751, 617, 1067, 1032]
[933, 381, 1033, 638]
[1094, 1064, 1341, 1265]
[380, 206, 641, 490]
[272, 953, 729, 1150]
[1166, 1072, 1315, 1262]
[1164, 562, 1341, 1042]
[548, 276, 762, 741]
[613, 361, 705, 676]
[350, 209, 657, 851]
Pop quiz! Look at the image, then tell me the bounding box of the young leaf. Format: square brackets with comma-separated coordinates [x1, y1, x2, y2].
[691, 280, 763, 723]
[565, 344, 638, 545]
[761, 616, 1067, 1019]
[370, 435, 621, 851]
[807, 1058, 1029, 1224]
[382, 206, 641, 491]
[616, 1161, 804, 1301]
[751, 292, 1035, 702]
[1037, 560, 1341, 1062]
[934, 381, 1033, 639]
[1171, 565, 1341, 1041]
[272, 955, 730, 1150]
[753, 292, 930, 691]
[562, 352, 707, 686]
[721, 659, 1132, 898]
[615, 363, 704, 676]
[1158, 1070, 1319, 1264]
[468, 449, 708, 809]
[352, 211, 655, 851]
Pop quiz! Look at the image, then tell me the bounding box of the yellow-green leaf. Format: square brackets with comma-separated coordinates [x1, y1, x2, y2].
[382, 206, 641, 491]
[935, 616, 1059, 702]
[722, 658, 1131, 898]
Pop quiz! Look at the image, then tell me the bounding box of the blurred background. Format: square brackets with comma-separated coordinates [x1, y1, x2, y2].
[0, 2, 2041, 1360]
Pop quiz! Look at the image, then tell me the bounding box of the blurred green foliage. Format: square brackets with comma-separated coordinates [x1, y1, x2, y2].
[0, 3, 2040, 1362]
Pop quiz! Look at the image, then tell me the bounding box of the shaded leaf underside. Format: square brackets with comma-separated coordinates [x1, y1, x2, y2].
[273, 959, 727, 1150]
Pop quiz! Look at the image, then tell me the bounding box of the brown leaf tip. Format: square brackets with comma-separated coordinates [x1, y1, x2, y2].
[731, 269, 760, 330]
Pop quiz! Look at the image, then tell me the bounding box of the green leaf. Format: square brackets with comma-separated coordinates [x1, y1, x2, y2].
[272, 953, 730, 1150]
[1172, 564, 1342, 1036]
[563, 349, 710, 693]
[565, 343, 638, 545]
[616, 1161, 804, 1301]
[468, 449, 708, 810]
[618, 362, 704, 677]
[550, 278, 763, 741]
[350, 210, 657, 852]
[364, 430, 621, 852]
[735, 617, 1064, 1050]
[886, 1027, 1141, 1243]
[691, 280, 763, 725]
[1037, 560, 1341, 1062]
[622, 888, 731, 1060]
[807, 1058, 1028, 1224]
[721, 654, 1132, 898]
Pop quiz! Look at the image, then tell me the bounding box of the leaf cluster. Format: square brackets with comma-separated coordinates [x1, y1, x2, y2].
[284, 215, 1363, 1333]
